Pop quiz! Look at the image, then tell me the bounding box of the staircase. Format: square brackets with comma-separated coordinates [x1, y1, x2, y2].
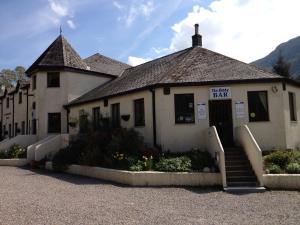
[225, 147, 259, 188]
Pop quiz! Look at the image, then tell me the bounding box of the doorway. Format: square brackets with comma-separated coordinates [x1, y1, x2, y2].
[209, 100, 234, 147]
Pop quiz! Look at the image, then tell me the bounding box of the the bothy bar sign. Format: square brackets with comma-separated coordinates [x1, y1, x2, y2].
[209, 87, 231, 100]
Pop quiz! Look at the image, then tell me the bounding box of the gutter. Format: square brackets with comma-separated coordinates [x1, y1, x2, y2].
[149, 88, 157, 147]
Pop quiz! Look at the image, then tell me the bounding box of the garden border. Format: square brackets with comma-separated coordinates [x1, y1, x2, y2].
[0, 159, 29, 167]
[45, 162, 222, 186]
[263, 174, 300, 189]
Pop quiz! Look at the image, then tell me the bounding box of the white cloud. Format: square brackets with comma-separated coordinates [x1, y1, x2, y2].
[116, 1, 156, 27]
[128, 56, 151, 66]
[67, 20, 76, 29]
[48, 0, 69, 17]
[113, 1, 124, 10]
[155, 0, 300, 63]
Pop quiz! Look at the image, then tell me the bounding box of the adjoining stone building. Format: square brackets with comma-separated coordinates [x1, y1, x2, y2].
[1, 25, 300, 152]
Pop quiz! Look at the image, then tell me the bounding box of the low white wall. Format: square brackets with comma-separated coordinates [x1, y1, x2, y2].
[236, 125, 264, 186]
[34, 134, 69, 161]
[0, 135, 37, 151]
[27, 135, 56, 161]
[0, 159, 28, 167]
[205, 126, 227, 188]
[263, 174, 300, 190]
[46, 162, 222, 186]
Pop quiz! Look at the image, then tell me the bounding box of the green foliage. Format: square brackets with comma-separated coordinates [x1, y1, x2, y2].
[0, 144, 26, 159]
[127, 156, 144, 171]
[155, 156, 191, 172]
[264, 150, 300, 174]
[272, 54, 290, 77]
[264, 150, 291, 168]
[187, 149, 214, 171]
[0, 66, 27, 88]
[265, 164, 282, 174]
[286, 163, 300, 174]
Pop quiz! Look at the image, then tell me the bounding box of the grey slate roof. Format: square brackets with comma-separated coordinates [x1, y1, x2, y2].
[84, 53, 131, 76]
[26, 35, 128, 77]
[68, 46, 283, 106]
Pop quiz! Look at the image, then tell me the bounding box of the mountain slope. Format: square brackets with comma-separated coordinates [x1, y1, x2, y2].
[252, 36, 300, 77]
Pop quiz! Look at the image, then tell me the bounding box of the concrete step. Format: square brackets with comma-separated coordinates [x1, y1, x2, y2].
[226, 170, 256, 177]
[224, 186, 266, 193]
[226, 160, 250, 166]
[227, 181, 257, 187]
[227, 176, 257, 182]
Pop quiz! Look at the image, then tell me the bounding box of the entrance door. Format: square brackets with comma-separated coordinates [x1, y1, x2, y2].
[209, 100, 234, 147]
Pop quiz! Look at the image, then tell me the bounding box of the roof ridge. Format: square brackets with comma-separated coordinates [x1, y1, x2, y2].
[126, 47, 192, 71]
[60, 35, 66, 66]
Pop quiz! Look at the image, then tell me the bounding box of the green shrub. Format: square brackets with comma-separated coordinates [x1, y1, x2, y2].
[0, 144, 26, 159]
[187, 149, 214, 171]
[265, 164, 282, 174]
[155, 156, 191, 172]
[127, 156, 144, 171]
[290, 151, 300, 164]
[264, 150, 291, 169]
[286, 163, 300, 174]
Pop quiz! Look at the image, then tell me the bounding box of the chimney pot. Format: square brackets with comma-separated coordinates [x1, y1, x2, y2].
[195, 24, 199, 35]
[192, 24, 202, 47]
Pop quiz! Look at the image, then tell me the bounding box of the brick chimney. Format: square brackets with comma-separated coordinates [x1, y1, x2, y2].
[192, 24, 202, 47]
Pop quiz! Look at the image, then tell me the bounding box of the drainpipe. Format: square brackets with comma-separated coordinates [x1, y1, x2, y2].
[12, 94, 15, 137]
[149, 88, 157, 147]
[0, 100, 2, 140]
[66, 108, 70, 133]
[26, 88, 29, 134]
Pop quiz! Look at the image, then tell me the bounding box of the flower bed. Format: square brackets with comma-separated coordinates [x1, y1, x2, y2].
[264, 150, 300, 174]
[45, 162, 222, 186]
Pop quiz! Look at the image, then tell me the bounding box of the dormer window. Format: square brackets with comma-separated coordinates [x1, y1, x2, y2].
[47, 72, 60, 88]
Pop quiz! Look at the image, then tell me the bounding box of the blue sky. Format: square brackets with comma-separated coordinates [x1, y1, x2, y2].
[1, 0, 300, 69]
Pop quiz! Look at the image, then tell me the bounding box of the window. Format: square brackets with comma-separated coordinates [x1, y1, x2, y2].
[32, 75, 36, 90]
[6, 97, 9, 108]
[174, 94, 195, 124]
[47, 72, 60, 87]
[19, 92, 22, 104]
[134, 99, 145, 126]
[289, 92, 297, 121]
[111, 103, 120, 128]
[92, 107, 100, 130]
[15, 123, 18, 136]
[21, 121, 25, 135]
[3, 125, 6, 136]
[79, 110, 89, 133]
[8, 124, 11, 138]
[32, 119, 37, 134]
[48, 113, 61, 133]
[248, 91, 269, 122]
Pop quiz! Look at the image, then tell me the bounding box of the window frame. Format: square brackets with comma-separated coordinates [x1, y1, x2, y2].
[47, 72, 60, 88]
[32, 75, 36, 90]
[288, 92, 297, 122]
[6, 97, 9, 108]
[134, 98, 145, 127]
[19, 92, 22, 104]
[174, 94, 195, 124]
[247, 91, 270, 122]
[92, 107, 101, 130]
[48, 113, 61, 133]
[111, 103, 120, 128]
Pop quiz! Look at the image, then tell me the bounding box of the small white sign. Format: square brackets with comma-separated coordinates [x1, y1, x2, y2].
[235, 101, 245, 118]
[210, 87, 231, 99]
[197, 103, 207, 120]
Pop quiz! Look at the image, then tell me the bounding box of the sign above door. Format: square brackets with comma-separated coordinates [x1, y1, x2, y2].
[209, 87, 231, 100]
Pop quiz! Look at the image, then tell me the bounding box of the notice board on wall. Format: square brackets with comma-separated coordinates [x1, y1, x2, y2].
[197, 103, 207, 120]
[235, 101, 245, 118]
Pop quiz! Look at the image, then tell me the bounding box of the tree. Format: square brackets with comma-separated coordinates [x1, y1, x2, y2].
[0, 66, 27, 88]
[272, 54, 291, 78]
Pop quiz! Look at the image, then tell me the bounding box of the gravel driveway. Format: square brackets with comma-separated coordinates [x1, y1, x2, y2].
[0, 167, 299, 225]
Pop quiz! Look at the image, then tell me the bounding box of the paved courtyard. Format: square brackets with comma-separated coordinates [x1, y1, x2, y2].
[0, 167, 299, 225]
